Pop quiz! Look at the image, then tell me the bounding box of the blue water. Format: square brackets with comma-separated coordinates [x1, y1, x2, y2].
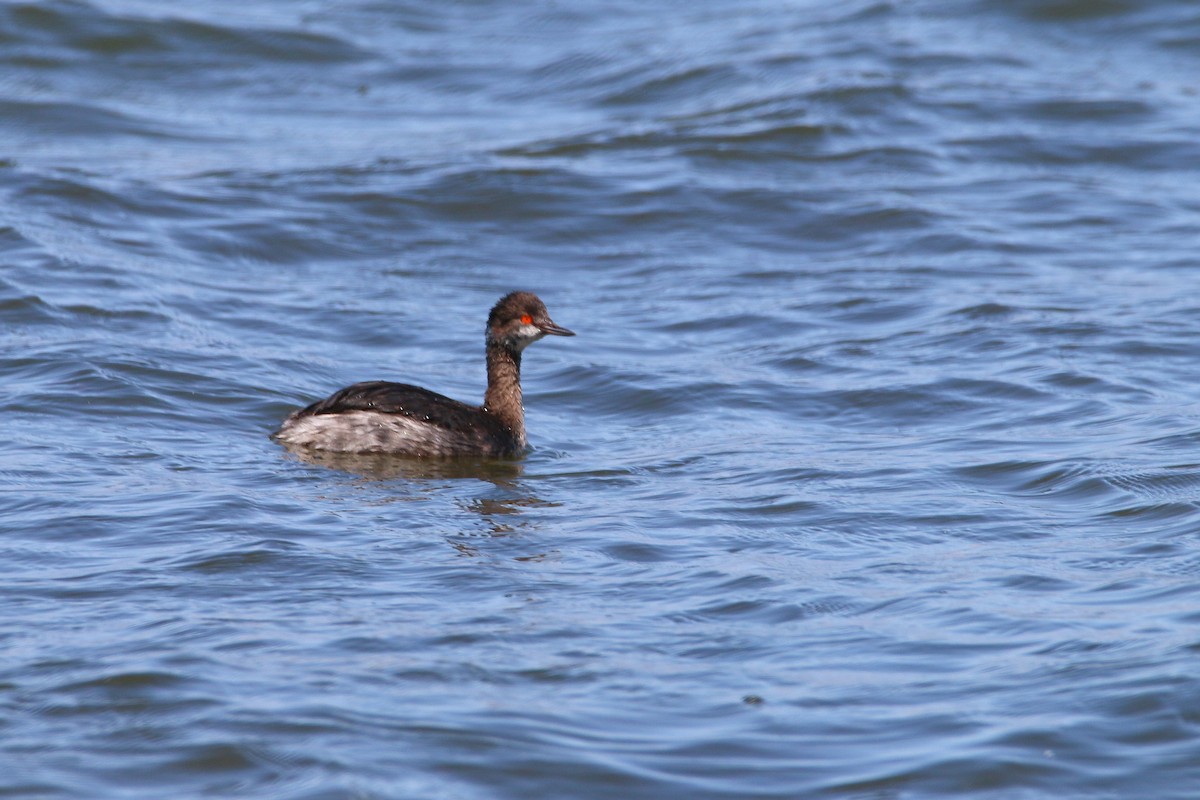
[4, 1, 1200, 797]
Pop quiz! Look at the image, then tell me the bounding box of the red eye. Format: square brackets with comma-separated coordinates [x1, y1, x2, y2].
[520, 314, 533, 325]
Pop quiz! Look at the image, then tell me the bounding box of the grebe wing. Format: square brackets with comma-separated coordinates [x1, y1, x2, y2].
[297, 380, 497, 432]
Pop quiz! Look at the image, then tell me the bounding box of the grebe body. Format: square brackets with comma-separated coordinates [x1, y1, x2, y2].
[273, 292, 573, 457]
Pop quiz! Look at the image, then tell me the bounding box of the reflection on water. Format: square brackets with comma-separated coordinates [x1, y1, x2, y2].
[280, 443, 560, 558]
[278, 442, 526, 482]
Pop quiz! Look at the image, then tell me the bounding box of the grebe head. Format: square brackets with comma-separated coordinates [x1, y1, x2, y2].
[486, 291, 574, 352]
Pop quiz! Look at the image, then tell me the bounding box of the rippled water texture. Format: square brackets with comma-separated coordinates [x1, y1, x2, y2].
[4, 1, 1200, 797]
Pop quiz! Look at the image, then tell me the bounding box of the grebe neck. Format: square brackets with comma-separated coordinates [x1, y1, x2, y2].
[482, 342, 525, 447]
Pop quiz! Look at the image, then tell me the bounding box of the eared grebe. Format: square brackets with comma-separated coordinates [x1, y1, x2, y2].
[272, 291, 574, 457]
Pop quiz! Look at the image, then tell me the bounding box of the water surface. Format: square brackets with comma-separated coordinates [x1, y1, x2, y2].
[4, 1, 1200, 797]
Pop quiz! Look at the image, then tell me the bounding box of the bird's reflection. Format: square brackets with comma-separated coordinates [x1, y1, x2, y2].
[279, 444, 559, 562]
[280, 444, 525, 482]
